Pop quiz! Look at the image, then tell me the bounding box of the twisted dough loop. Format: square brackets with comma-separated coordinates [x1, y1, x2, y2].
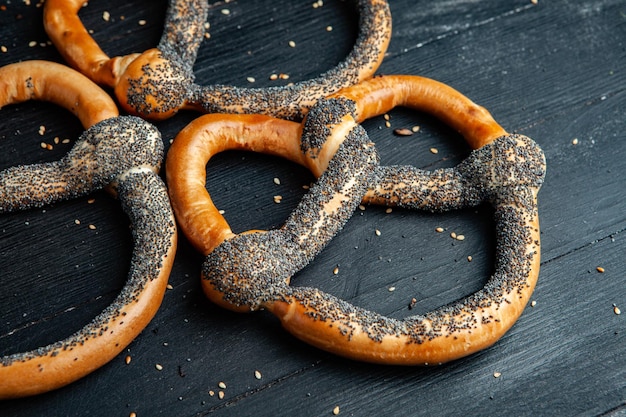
[0, 61, 177, 399]
[44, 0, 391, 120]
[167, 75, 545, 365]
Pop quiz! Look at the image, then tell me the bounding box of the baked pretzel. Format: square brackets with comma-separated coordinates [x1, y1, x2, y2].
[44, 0, 392, 121]
[0, 61, 177, 399]
[167, 74, 546, 365]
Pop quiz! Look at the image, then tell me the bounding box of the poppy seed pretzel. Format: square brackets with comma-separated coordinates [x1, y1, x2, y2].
[167, 74, 545, 365]
[0, 61, 177, 399]
[44, 0, 392, 121]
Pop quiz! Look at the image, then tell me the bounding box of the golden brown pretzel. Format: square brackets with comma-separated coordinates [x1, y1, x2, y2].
[167, 74, 545, 365]
[44, 0, 392, 121]
[0, 61, 177, 399]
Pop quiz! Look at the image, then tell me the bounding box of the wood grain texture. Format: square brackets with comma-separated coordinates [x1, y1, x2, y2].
[0, 0, 624, 415]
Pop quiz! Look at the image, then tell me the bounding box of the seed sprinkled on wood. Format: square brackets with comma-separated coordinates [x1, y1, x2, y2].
[0, 46, 7, 53]
[208, 390, 215, 396]
[273, 177, 281, 185]
[412, 125, 421, 132]
[221, 8, 230, 15]
[273, 195, 282, 204]
[246, 76, 255, 83]
[218, 209, 225, 215]
[450, 232, 457, 239]
[288, 40, 296, 47]
[467, 255, 473, 262]
[385, 208, 393, 214]
[269, 73, 278, 80]
[358, 204, 366, 211]
[74, 219, 81, 225]
[435, 227, 444, 233]
[254, 370, 262, 380]
[430, 147, 439, 154]
[375, 229, 381, 236]
[102, 11, 110, 21]
[218, 391, 225, 400]
[596, 266, 605, 273]
[388, 286, 396, 292]
[130, 412, 137, 417]
[155, 364, 163, 371]
[572, 138, 579, 145]
[279, 73, 289, 80]
[530, 300, 537, 307]
[456, 234, 465, 241]
[393, 128, 413, 136]
[333, 266, 339, 275]
[166, 284, 174, 290]
[218, 381, 226, 389]
[38, 125, 45, 135]
[333, 405, 340, 415]
[125, 355, 131, 365]
[614, 304, 621, 315]
[326, 25, 333, 31]
[493, 372, 502, 378]
[409, 298, 417, 309]
[28, 40, 37, 47]
[138, 19, 146, 26]
[88, 224, 97, 230]
[385, 120, 391, 128]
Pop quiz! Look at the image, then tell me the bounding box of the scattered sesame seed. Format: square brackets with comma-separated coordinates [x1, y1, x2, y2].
[138, 19, 146, 26]
[74, 219, 81, 225]
[493, 372, 502, 378]
[450, 232, 457, 239]
[530, 300, 537, 307]
[393, 128, 413, 136]
[572, 138, 579, 145]
[218, 381, 227, 389]
[435, 227, 444, 233]
[218, 209, 225, 215]
[385, 120, 391, 128]
[62, 138, 71, 144]
[409, 298, 417, 309]
[614, 304, 621, 315]
[155, 364, 163, 371]
[467, 255, 473, 262]
[40, 142, 47, 149]
[430, 147, 439, 154]
[218, 391, 225, 400]
[87, 198, 96, 204]
[385, 208, 393, 214]
[1, 46, 7, 53]
[412, 125, 421, 132]
[358, 204, 366, 211]
[102, 11, 110, 21]
[333, 405, 340, 415]
[88, 224, 97, 230]
[269, 73, 278, 80]
[38, 125, 45, 135]
[456, 234, 465, 241]
[596, 266, 605, 273]
[28, 40, 37, 47]
[273, 177, 281, 185]
[246, 76, 255, 83]
[53, 136, 59, 144]
[125, 355, 131, 365]
[279, 73, 290, 80]
[383, 114, 390, 121]
[288, 40, 296, 48]
[375, 229, 381, 236]
[166, 284, 174, 290]
[333, 266, 339, 275]
[130, 413, 137, 417]
[221, 8, 230, 15]
[388, 286, 396, 292]
[326, 25, 333, 31]
[273, 195, 282, 204]
[254, 370, 262, 380]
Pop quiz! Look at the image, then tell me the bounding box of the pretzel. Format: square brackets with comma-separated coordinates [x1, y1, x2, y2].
[0, 61, 177, 399]
[44, 0, 392, 121]
[167, 74, 546, 365]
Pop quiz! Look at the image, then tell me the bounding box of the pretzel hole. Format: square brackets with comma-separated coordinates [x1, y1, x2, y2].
[204, 150, 315, 233]
[193, 0, 357, 87]
[0, 193, 132, 355]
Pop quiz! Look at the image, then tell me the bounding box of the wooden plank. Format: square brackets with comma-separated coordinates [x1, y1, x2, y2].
[0, 0, 625, 416]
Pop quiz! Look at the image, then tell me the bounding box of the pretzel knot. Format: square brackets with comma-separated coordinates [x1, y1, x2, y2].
[0, 61, 177, 399]
[44, 0, 392, 121]
[167, 75, 545, 365]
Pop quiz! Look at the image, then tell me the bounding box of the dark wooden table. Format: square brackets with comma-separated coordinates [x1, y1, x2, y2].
[1, 1, 624, 416]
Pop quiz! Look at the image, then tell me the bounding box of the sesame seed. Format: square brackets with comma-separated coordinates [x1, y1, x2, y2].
[221, 8, 230, 15]
[614, 304, 621, 315]
[138, 19, 146, 26]
[333, 405, 340, 415]
[218, 391, 225, 399]
[333, 266, 339, 275]
[246, 76, 255, 83]
[596, 266, 605, 273]
[254, 370, 262, 380]
[269, 73, 278, 80]
[155, 364, 163, 371]
[412, 125, 421, 132]
[279, 73, 290, 80]
[456, 234, 465, 241]
[383, 114, 390, 121]
[493, 372, 502, 378]
[326, 25, 333, 31]
[218, 209, 225, 215]
[393, 128, 413, 136]
[530, 300, 537, 307]
[375, 229, 381, 236]
[88, 224, 97, 230]
[28, 40, 37, 47]
[273, 195, 282, 204]
[430, 147, 439, 154]
[385, 120, 391, 128]
[273, 177, 281, 185]
[218, 381, 226, 389]
[166, 284, 174, 290]
[130, 413, 137, 417]
[388, 286, 396, 292]
[87, 198, 96, 204]
[467, 255, 473, 262]
[1, 46, 7, 53]
[62, 138, 71, 144]
[38, 125, 45, 135]
[208, 390, 215, 396]
[358, 204, 366, 211]
[435, 227, 444, 233]
[40, 142, 47, 149]
[102, 11, 110, 21]
[572, 138, 579, 145]
[53, 136, 59, 144]
[450, 232, 457, 239]
[74, 219, 81, 225]
[288, 40, 296, 48]
[125, 355, 131, 365]
[385, 208, 393, 214]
